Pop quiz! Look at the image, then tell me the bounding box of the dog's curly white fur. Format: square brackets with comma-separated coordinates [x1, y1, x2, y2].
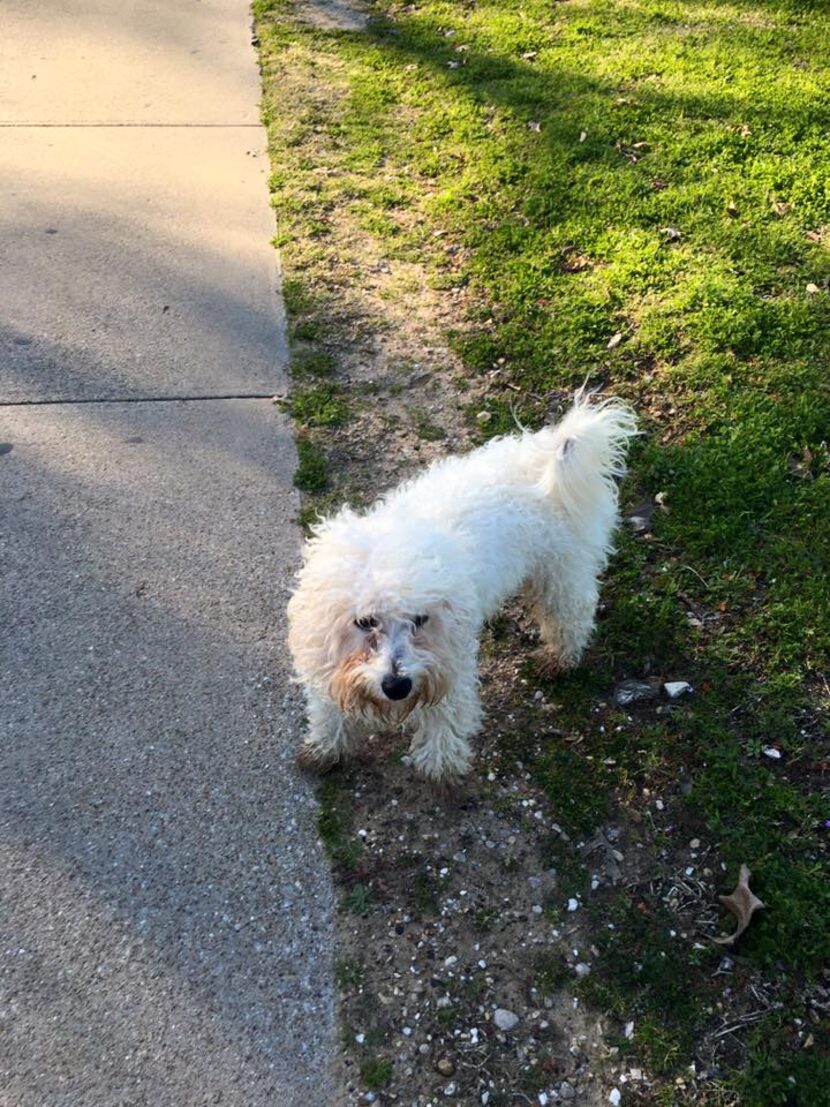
[287, 394, 637, 782]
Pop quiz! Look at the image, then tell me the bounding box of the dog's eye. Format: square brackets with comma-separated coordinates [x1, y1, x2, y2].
[413, 614, 429, 629]
[355, 616, 378, 631]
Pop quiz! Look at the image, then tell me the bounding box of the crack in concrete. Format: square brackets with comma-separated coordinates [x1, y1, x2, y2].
[0, 393, 279, 407]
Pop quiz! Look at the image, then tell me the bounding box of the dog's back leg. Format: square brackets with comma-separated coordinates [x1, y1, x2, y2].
[529, 560, 600, 674]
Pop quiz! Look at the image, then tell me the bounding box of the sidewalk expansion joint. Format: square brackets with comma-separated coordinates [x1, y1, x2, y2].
[0, 122, 263, 128]
[0, 393, 279, 407]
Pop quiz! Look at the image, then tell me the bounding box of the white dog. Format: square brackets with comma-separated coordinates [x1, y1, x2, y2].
[287, 393, 637, 782]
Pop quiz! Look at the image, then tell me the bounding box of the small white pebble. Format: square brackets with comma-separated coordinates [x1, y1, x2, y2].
[610, 1090, 622, 1106]
[625, 1021, 634, 1040]
[567, 898, 579, 912]
[690, 838, 700, 849]
[493, 1008, 519, 1031]
[664, 680, 692, 698]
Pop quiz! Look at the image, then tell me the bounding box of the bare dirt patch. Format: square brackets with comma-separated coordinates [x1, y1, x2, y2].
[256, 4, 830, 1103]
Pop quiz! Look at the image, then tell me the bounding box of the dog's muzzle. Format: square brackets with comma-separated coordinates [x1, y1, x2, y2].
[381, 674, 412, 701]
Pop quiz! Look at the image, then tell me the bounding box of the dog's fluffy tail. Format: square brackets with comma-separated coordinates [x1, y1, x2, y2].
[531, 392, 638, 550]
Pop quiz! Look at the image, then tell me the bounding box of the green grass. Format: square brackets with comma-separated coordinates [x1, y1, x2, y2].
[293, 436, 328, 493]
[256, 0, 830, 1100]
[335, 956, 365, 990]
[410, 406, 448, 441]
[360, 1057, 393, 1092]
[287, 383, 350, 428]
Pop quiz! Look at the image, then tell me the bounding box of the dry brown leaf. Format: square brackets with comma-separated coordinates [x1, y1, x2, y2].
[562, 253, 592, 273]
[712, 863, 765, 946]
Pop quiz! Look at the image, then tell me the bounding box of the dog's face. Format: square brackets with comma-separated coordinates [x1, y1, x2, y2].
[329, 608, 449, 717]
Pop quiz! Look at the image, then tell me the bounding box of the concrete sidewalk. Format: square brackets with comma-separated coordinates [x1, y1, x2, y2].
[0, 3, 336, 1104]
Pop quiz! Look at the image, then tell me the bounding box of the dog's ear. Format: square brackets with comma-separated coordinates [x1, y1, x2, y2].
[429, 597, 477, 657]
[288, 587, 358, 690]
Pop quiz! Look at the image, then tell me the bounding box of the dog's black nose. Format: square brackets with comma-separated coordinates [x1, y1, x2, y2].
[381, 674, 412, 701]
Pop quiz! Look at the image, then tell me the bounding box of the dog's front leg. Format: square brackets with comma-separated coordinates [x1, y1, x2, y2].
[296, 689, 357, 772]
[408, 665, 482, 783]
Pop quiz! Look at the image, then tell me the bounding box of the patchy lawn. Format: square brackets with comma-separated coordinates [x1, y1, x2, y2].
[255, 0, 830, 1103]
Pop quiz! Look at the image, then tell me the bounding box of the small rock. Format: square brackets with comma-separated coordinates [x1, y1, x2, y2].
[493, 1008, 519, 1031]
[443, 1082, 458, 1097]
[763, 747, 782, 760]
[567, 898, 579, 912]
[575, 962, 591, 978]
[690, 838, 701, 849]
[559, 1081, 576, 1100]
[663, 680, 692, 699]
[476, 410, 492, 422]
[624, 1020, 634, 1039]
[626, 500, 655, 534]
[610, 1090, 622, 1106]
[436, 1057, 455, 1077]
[614, 679, 658, 706]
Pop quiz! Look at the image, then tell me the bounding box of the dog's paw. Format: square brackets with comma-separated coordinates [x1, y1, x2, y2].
[409, 739, 472, 788]
[534, 647, 579, 679]
[296, 741, 340, 774]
